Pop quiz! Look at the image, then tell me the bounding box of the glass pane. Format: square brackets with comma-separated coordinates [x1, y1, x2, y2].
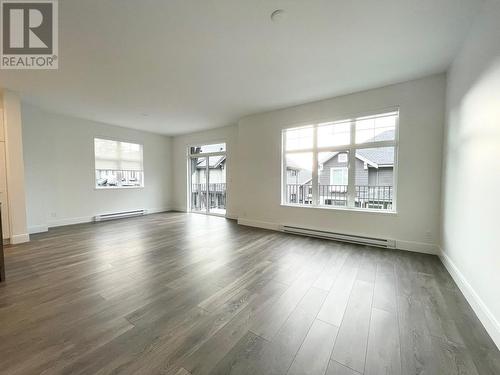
[355, 112, 397, 144]
[284, 152, 313, 204]
[95, 170, 143, 188]
[318, 151, 348, 207]
[190, 143, 226, 155]
[317, 121, 350, 147]
[354, 146, 395, 210]
[190, 157, 207, 212]
[208, 156, 226, 215]
[285, 126, 313, 151]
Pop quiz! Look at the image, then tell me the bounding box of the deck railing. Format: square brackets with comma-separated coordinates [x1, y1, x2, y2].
[285, 184, 313, 205]
[285, 184, 393, 210]
[318, 184, 348, 207]
[191, 183, 226, 211]
[354, 185, 393, 209]
[95, 169, 143, 187]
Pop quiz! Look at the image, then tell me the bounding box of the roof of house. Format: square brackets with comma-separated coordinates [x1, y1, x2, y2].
[196, 155, 226, 169]
[285, 130, 395, 185]
[357, 148, 393, 167]
[319, 129, 395, 167]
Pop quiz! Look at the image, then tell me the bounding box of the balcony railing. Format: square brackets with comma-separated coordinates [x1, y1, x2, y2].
[355, 185, 393, 209]
[191, 183, 226, 211]
[319, 184, 348, 207]
[95, 169, 143, 187]
[285, 184, 393, 210]
[286, 184, 313, 205]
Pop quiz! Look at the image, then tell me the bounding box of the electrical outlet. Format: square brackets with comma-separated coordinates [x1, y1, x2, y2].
[50, 212, 57, 218]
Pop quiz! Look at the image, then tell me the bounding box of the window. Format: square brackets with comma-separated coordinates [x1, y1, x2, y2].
[338, 153, 348, 163]
[330, 167, 348, 185]
[282, 110, 398, 211]
[94, 138, 144, 188]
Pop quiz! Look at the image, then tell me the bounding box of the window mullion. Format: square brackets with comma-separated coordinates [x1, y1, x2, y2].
[347, 120, 356, 208]
[282, 132, 287, 204]
[312, 126, 319, 206]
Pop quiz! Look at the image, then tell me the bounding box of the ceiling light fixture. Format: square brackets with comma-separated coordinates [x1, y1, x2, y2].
[270, 9, 286, 23]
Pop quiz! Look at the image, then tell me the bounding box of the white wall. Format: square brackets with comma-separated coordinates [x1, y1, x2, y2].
[441, 0, 500, 348]
[172, 125, 237, 218]
[22, 104, 173, 233]
[235, 74, 446, 254]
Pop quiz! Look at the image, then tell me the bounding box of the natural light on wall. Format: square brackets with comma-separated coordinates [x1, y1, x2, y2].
[94, 138, 144, 188]
[282, 111, 398, 211]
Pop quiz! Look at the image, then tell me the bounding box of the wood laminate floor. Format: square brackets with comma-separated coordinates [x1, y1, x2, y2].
[1, 213, 499, 375]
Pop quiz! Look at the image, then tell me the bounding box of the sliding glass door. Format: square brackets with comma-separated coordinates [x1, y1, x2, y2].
[190, 157, 207, 213]
[189, 144, 226, 216]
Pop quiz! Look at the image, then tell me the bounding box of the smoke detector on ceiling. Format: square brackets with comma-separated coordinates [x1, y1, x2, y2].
[270, 9, 286, 23]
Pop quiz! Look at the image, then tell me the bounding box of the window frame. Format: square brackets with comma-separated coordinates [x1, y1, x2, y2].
[330, 167, 348, 186]
[93, 137, 145, 190]
[281, 108, 399, 213]
[186, 141, 228, 216]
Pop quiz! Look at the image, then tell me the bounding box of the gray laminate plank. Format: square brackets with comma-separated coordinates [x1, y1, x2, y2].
[249, 268, 319, 340]
[198, 286, 328, 375]
[287, 319, 339, 375]
[431, 335, 480, 375]
[325, 360, 361, 375]
[177, 281, 288, 375]
[331, 279, 374, 373]
[397, 293, 437, 375]
[373, 263, 397, 313]
[364, 307, 401, 375]
[316, 265, 358, 326]
[313, 248, 348, 291]
[416, 272, 465, 345]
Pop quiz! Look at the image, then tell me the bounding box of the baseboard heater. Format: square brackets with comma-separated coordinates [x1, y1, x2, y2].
[94, 209, 147, 222]
[282, 225, 396, 249]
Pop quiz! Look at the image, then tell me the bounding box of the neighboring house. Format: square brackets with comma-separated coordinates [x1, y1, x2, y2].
[285, 130, 394, 208]
[193, 155, 226, 184]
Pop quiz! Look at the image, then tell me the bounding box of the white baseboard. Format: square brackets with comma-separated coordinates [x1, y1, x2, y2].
[146, 207, 172, 214]
[237, 218, 282, 231]
[48, 216, 93, 228]
[237, 218, 438, 254]
[10, 233, 30, 244]
[28, 225, 49, 234]
[439, 250, 500, 349]
[29, 207, 173, 233]
[395, 240, 438, 255]
[170, 206, 187, 212]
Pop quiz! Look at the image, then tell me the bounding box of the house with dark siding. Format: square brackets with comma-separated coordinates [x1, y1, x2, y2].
[286, 130, 395, 208]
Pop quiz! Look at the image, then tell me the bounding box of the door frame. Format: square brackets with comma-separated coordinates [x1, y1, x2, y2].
[187, 144, 227, 217]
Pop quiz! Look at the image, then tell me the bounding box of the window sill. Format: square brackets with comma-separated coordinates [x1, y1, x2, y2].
[95, 186, 144, 190]
[280, 203, 397, 215]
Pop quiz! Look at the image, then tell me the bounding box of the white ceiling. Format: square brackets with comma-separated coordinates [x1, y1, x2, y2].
[0, 0, 483, 135]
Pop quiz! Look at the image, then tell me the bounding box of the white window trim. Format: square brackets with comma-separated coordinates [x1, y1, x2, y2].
[281, 110, 399, 213]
